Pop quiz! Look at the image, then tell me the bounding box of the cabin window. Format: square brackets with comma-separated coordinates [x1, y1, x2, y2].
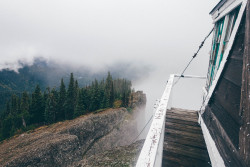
[207, 17, 225, 88]
[219, 6, 240, 67]
[206, 6, 240, 90]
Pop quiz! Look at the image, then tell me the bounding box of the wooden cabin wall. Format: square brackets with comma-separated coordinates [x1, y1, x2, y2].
[239, 0, 250, 166]
[203, 11, 247, 167]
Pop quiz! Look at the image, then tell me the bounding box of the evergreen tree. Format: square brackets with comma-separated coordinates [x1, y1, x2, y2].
[83, 87, 90, 111]
[110, 81, 114, 107]
[105, 72, 114, 108]
[0, 71, 134, 141]
[3, 100, 11, 118]
[1, 115, 13, 139]
[20, 91, 30, 127]
[90, 79, 100, 111]
[51, 88, 58, 121]
[44, 89, 57, 124]
[10, 94, 19, 115]
[58, 79, 66, 121]
[65, 73, 75, 120]
[74, 80, 79, 108]
[30, 85, 44, 124]
[99, 79, 106, 108]
[74, 89, 85, 117]
[101, 90, 109, 109]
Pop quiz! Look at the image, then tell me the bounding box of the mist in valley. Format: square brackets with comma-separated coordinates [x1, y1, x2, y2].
[0, 0, 219, 139]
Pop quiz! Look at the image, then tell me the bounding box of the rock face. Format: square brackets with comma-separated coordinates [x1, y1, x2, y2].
[0, 91, 146, 167]
[84, 113, 138, 157]
[75, 139, 145, 167]
[0, 108, 135, 167]
[129, 91, 147, 110]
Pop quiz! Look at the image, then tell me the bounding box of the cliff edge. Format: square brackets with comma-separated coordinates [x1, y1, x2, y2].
[0, 91, 146, 167]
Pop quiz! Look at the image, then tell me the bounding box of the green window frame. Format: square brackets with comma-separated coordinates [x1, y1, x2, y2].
[206, 6, 240, 91]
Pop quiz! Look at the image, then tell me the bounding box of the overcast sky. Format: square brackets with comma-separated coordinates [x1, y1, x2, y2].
[0, 0, 219, 114]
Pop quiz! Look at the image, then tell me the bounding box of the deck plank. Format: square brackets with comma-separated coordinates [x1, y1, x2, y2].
[162, 108, 211, 167]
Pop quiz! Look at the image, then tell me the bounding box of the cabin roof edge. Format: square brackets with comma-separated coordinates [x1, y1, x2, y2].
[210, 0, 227, 15]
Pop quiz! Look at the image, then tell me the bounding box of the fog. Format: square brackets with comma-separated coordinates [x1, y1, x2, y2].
[0, 0, 219, 131]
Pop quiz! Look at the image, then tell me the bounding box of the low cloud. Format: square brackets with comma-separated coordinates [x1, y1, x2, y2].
[0, 0, 218, 121]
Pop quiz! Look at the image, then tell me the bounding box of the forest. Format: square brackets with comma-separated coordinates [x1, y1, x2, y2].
[0, 72, 132, 141]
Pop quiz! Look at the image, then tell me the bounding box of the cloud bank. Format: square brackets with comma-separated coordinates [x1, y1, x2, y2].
[0, 0, 219, 120]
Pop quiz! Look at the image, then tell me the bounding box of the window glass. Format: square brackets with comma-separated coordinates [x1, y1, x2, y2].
[206, 17, 225, 89]
[206, 6, 240, 91]
[221, 6, 240, 58]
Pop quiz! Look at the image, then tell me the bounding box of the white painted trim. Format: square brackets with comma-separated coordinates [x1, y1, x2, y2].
[213, 15, 229, 76]
[136, 74, 175, 167]
[199, 113, 226, 167]
[201, 0, 247, 113]
[213, 0, 243, 23]
[203, 87, 208, 96]
[136, 74, 210, 167]
[211, 0, 235, 17]
[174, 74, 207, 79]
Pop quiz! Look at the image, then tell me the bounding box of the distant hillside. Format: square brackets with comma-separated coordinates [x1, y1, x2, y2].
[0, 58, 149, 113]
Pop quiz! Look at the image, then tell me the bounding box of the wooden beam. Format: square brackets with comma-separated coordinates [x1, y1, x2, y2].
[239, 0, 250, 165]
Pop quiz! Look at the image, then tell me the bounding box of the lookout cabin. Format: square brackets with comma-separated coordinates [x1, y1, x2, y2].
[136, 0, 250, 166]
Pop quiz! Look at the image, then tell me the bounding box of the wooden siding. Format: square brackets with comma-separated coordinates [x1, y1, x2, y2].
[203, 11, 247, 167]
[163, 108, 210, 167]
[239, 0, 250, 165]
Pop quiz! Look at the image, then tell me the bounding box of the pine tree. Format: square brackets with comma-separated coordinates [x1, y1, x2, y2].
[30, 85, 44, 124]
[105, 72, 114, 108]
[44, 89, 57, 124]
[74, 80, 79, 108]
[57, 79, 66, 121]
[99, 79, 106, 109]
[83, 87, 90, 111]
[101, 90, 109, 109]
[110, 81, 114, 107]
[20, 91, 30, 127]
[3, 100, 11, 118]
[90, 79, 101, 111]
[10, 94, 19, 115]
[74, 89, 85, 117]
[1, 115, 13, 139]
[65, 73, 75, 120]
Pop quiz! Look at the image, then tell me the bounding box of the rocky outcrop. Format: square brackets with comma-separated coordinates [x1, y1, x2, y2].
[0, 91, 147, 167]
[84, 113, 137, 156]
[0, 108, 135, 167]
[75, 140, 145, 167]
[129, 91, 147, 110]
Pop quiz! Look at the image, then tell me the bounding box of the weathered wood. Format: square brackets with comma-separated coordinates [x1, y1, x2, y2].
[165, 134, 206, 149]
[166, 117, 199, 126]
[165, 129, 204, 143]
[166, 112, 198, 123]
[239, 0, 250, 165]
[166, 121, 202, 134]
[210, 99, 240, 147]
[213, 77, 242, 125]
[203, 107, 246, 167]
[162, 151, 210, 167]
[230, 19, 247, 60]
[203, 9, 248, 166]
[167, 108, 198, 114]
[223, 59, 243, 87]
[163, 141, 209, 161]
[163, 108, 210, 167]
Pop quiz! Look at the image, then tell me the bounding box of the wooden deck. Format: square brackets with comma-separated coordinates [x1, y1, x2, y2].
[162, 108, 211, 167]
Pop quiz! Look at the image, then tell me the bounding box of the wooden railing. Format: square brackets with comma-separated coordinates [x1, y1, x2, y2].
[136, 74, 206, 167]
